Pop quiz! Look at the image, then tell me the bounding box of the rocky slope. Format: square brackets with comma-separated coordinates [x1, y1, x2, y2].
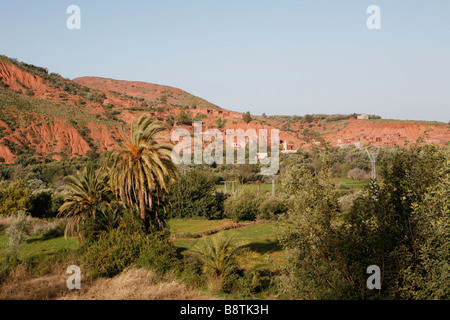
[0, 55, 448, 164]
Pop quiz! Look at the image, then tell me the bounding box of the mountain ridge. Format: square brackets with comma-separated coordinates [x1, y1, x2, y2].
[0, 55, 448, 164]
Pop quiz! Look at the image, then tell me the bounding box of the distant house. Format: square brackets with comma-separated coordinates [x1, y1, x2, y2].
[357, 114, 369, 120]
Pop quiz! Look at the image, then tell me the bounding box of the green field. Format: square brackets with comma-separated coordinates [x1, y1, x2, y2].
[1, 218, 285, 271]
[0, 232, 78, 259]
[215, 183, 280, 193]
[168, 218, 233, 234]
[171, 220, 285, 270]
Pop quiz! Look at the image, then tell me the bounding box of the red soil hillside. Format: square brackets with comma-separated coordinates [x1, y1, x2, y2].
[74, 76, 220, 110]
[0, 55, 449, 164]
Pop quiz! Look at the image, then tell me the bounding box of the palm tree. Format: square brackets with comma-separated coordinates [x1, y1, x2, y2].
[109, 116, 177, 232]
[58, 165, 110, 239]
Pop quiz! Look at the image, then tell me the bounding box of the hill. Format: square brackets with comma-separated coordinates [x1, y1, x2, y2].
[0, 55, 449, 163]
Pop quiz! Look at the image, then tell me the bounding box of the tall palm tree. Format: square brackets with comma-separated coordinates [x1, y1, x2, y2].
[58, 165, 111, 239]
[109, 116, 177, 232]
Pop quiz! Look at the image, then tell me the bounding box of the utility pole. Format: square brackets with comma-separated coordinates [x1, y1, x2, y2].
[223, 181, 237, 194]
[269, 175, 279, 196]
[365, 146, 380, 180]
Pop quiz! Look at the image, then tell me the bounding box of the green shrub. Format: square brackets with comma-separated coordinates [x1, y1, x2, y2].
[32, 219, 67, 239]
[226, 269, 273, 298]
[166, 169, 224, 219]
[81, 212, 179, 278]
[137, 234, 180, 275]
[0, 254, 20, 285]
[257, 195, 287, 220]
[81, 225, 147, 278]
[0, 180, 32, 216]
[224, 189, 262, 222]
[6, 210, 31, 252]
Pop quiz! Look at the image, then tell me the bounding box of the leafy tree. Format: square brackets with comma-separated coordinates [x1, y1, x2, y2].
[166, 169, 224, 219]
[278, 143, 449, 300]
[224, 189, 263, 222]
[58, 165, 111, 238]
[0, 180, 32, 217]
[109, 116, 177, 232]
[278, 152, 347, 299]
[399, 148, 449, 299]
[175, 109, 192, 125]
[243, 111, 252, 124]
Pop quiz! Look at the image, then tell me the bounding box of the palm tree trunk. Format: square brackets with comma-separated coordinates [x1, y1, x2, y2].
[139, 191, 150, 232]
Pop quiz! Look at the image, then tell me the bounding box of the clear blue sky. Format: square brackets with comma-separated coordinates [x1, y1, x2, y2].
[1, 0, 449, 121]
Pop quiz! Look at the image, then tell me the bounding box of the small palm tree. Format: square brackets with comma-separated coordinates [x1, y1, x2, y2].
[58, 165, 110, 239]
[192, 235, 241, 277]
[109, 116, 177, 232]
[192, 235, 244, 293]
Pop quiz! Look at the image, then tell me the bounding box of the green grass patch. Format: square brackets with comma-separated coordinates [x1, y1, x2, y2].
[0, 232, 78, 259]
[168, 219, 232, 235]
[215, 183, 276, 193]
[171, 220, 285, 271]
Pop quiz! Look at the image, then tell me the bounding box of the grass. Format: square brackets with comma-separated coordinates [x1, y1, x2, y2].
[171, 220, 285, 271]
[168, 219, 232, 235]
[215, 183, 277, 193]
[337, 178, 370, 188]
[0, 232, 78, 259]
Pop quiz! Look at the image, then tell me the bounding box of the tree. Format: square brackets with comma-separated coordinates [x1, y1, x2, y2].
[109, 116, 177, 232]
[278, 142, 449, 300]
[243, 111, 252, 124]
[58, 165, 110, 238]
[278, 152, 348, 299]
[0, 180, 32, 217]
[176, 109, 192, 125]
[224, 189, 262, 222]
[347, 167, 368, 180]
[166, 169, 224, 219]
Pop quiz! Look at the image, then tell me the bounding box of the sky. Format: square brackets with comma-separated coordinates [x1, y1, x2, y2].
[0, 0, 449, 122]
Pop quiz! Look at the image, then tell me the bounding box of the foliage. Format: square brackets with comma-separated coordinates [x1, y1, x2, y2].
[6, 210, 31, 252]
[278, 152, 346, 299]
[108, 116, 177, 232]
[166, 169, 225, 219]
[347, 167, 369, 180]
[398, 148, 449, 299]
[32, 219, 67, 239]
[0, 180, 32, 217]
[257, 195, 287, 220]
[137, 233, 180, 275]
[242, 111, 252, 123]
[58, 165, 111, 238]
[215, 117, 227, 129]
[278, 143, 449, 300]
[191, 235, 243, 292]
[81, 212, 178, 278]
[224, 189, 263, 222]
[175, 109, 192, 125]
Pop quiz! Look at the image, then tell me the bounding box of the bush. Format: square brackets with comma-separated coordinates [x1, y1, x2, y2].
[258, 195, 287, 220]
[6, 210, 31, 252]
[347, 167, 368, 180]
[137, 234, 180, 275]
[81, 224, 148, 278]
[224, 190, 262, 222]
[226, 269, 273, 298]
[0, 180, 32, 217]
[81, 212, 179, 278]
[191, 235, 243, 293]
[32, 219, 67, 239]
[166, 169, 224, 219]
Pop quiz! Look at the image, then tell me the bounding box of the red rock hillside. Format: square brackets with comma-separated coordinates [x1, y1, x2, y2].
[0, 55, 449, 164]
